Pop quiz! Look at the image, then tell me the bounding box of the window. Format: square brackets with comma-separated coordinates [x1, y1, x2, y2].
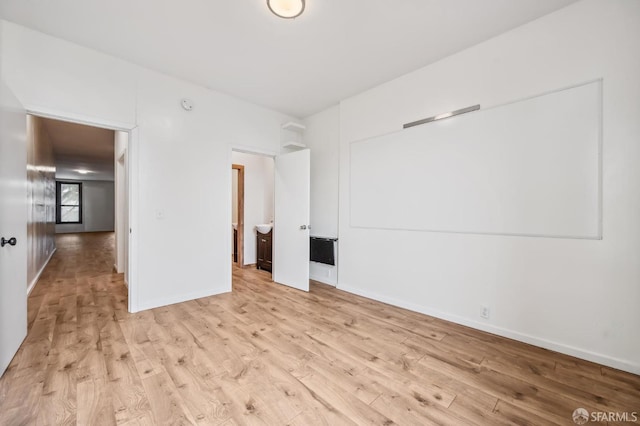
[56, 181, 82, 224]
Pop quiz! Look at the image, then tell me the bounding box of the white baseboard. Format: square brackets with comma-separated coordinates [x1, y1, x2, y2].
[27, 247, 56, 296]
[310, 273, 337, 286]
[133, 286, 231, 313]
[338, 283, 639, 375]
[112, 263, 128, 288]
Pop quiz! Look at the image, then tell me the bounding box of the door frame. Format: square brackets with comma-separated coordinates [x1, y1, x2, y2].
[229, 145, 310, 292]
[26, 107, 139, 313]
[116, 148, 129, 284]
[229, 145, 277, 289]
[232, 164, 244, 268]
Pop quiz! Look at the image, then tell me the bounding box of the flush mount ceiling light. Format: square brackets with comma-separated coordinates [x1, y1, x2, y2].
[267, 0, 305, 19]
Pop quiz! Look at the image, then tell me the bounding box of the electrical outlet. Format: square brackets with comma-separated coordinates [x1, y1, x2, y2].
[480, 305, 490, 319]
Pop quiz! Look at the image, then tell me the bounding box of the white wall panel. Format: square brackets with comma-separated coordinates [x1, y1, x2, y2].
[339, 0, 640, 373]
[350, 81, 601, 239]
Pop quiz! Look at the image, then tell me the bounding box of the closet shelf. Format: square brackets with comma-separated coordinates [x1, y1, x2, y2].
[281, 122, 306, 131]
[282, 141, 307, 149]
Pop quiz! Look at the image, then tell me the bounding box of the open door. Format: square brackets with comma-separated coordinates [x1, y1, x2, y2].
[273, 149, 310, 292]
[0, 80, 28, 376]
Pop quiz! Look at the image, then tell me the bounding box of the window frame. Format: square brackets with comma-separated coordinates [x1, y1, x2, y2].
[56, 181, 83, 224]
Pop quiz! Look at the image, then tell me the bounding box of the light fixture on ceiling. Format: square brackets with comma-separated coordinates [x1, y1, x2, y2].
[75, 169, 93, 175]
[267, 0, 305, 19]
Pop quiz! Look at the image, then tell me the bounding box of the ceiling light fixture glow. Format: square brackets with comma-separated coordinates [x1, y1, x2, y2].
[75, 169, 93, 174]
[267, 0, 305, 19]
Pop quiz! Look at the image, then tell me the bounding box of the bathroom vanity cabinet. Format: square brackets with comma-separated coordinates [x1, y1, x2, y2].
[257, 229, 272, 272]
[233, 228, 238, 263]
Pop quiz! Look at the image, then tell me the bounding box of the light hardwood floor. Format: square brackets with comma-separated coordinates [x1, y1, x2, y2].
[0, 232, 638, 425]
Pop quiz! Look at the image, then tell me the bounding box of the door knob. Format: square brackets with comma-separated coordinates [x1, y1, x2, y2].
[1, 237, 17, 247]
[300, 225, 307, 230]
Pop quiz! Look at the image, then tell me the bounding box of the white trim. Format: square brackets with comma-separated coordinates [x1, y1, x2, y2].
[27, 247, 56, 296]
[127, 127, 139, 313]
[135, 287, 230, 312]
[226, 150, 234, 292]
[25, 106, 135, 132]
[113, 263, 129, 288]
[115, 146, 127, 276]
[337, 283, 640, 375]
[231, 144, 278, 158]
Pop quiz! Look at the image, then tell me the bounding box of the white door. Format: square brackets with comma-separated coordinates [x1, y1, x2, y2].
[0, 80, 28, 376]
[273, 149, 310, 292]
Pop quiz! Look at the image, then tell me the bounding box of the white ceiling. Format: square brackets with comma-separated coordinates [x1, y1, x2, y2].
[2, 0, 578, 117]
[41, 117, 115, 181]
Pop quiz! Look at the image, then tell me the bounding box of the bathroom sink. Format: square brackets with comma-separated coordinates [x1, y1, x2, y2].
[255, 224, 272, 234]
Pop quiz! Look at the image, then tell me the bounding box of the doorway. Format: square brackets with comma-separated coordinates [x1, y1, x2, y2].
[230, 147, 311, 293]
[232, 164, 244, 268]
[26, 111, 136, 311]
[231, 151, 275, 276]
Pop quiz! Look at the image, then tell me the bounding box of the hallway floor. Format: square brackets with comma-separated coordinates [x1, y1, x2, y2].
[0, 232, 638, 425]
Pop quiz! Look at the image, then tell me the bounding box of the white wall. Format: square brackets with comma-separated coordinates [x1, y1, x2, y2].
[304, 106, 340, 285]
[1, 23, 136, 128]
[0, 21, 295, 311]
[231, 151, 274, 265]
[26, 115, 56, 294]
[55, 179, 115, 233]
[337, 0, 640, 374]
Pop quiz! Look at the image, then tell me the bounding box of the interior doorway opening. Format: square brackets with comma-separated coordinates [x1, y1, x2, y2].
[232, 164, 244, 268]
[231, 150, 275, 280]
[230, 146, 311, 293]
[26, 115, 124, 293]
[26, 110, 136, 311]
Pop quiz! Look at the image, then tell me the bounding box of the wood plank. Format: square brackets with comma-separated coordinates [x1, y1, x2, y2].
[77, 378, 117, 426]
[299, 366, 395, 425]
[141, 372, 198, 425]
[0, 232, 637, 425]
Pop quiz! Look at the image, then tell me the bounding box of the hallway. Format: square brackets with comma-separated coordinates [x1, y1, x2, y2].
[0, 233, 638, 425]
[0, 232, 127, 424]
